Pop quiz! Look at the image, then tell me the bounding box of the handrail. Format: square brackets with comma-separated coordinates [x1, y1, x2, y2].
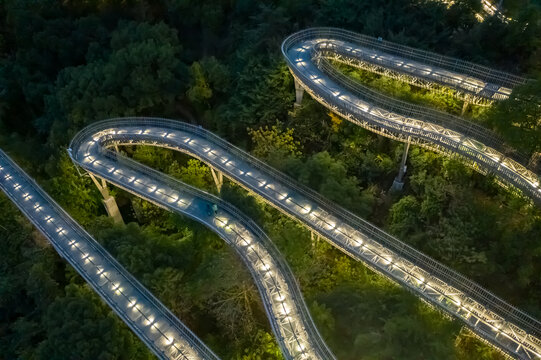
[69, 118, 541, 359]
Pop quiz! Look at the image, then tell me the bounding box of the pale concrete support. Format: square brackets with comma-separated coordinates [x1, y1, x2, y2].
[310, 231, 319, 247]
[114, 145, 120, 152]
[210, 167, 223, 193]
[89, 173, 123, 224]
[461, 100, 469, 116]
[390, 136, 411, 192]
[294, 78, 304, 107]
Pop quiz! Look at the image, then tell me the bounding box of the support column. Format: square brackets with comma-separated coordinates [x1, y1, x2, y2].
[461, 100, 469, 116]
[89, 173, 123, 224]
[310, 231, 319, 247]
[294, 78, 304, 107]
[390, 136, 411, 192]
[210, 167, 223, 193]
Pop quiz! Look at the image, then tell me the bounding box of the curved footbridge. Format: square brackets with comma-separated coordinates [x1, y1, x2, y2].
[0, 116, 540, 359]
[282, 28, 541, 205]
[0, 28, 539, 360]
[68, 117, 540, 359]
[0, 150, 219, 360]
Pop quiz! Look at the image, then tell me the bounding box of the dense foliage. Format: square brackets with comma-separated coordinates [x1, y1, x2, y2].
[1, 0, 540, 359]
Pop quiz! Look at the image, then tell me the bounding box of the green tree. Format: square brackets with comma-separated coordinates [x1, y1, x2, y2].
[43, 20, 188, 146]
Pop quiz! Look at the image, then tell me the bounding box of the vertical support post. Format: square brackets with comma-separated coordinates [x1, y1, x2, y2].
[89, 173, 123, 224]
[310, 231, 319, 247]
[461, 100, 469, 116]
[294, 77, 304, 107]
[210, 167, 223, 193]
[390, 136, 411, 192]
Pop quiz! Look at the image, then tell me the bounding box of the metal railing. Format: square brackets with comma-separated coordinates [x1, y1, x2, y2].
[282, 28, 529, 97]
[70, 118, 541, 359]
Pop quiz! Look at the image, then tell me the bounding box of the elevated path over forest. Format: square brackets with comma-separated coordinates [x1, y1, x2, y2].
[0, 151, 221, 360]
[0, 27, 539, 360]
[66, 118, 540, 359]
[282, 28, 541, 205]
[1, 116, 540, 359]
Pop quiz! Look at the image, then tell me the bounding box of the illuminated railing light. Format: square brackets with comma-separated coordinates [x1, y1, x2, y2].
[300, 206, 311, 215]
[261, 264, 271, 272]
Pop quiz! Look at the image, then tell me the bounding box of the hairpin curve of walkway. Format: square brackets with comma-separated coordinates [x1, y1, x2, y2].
[282, 28, 541, 206]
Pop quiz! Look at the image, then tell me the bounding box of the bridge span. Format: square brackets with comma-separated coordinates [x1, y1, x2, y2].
[0, 27, 539, 360]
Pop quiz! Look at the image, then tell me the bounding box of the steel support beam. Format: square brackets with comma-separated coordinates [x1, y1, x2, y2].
[390, 136, 411, 192]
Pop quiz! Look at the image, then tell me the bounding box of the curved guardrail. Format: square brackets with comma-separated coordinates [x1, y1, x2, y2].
[281, 28, 541, 205]
[68, 117, 540, 359]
